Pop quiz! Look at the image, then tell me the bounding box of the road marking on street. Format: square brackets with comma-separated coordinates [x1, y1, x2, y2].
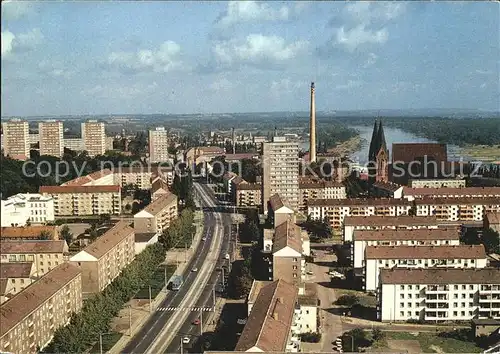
[156, 307, 213, 312]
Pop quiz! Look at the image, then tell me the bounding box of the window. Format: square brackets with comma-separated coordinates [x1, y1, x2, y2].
[400, 311, 404, 316]
[415, 311, 419, 316]
[407, 311, 411, 316]
[461, 302, 466, 307]
[400, 294, 404, 299]
[400, 302, 404, 308]
[416, 285, 420, 290]
[453, 302, 458, 307]
[469, 294, 474, 299]
[453, 311, 457, 316]
[400, 285, 405, 290]
[454, 294, 458, 299]
[461, 294, 466, 299]
[408, 294, 412, 299]
[408, 285, 412, 290]
[454, 285, 458, 290]
[461, 311, 465, 316]
[462, 285, 466, 290]
[408, 302, 412, 308]
[469, 285, 474, 290]
[469, 302, 473, 307]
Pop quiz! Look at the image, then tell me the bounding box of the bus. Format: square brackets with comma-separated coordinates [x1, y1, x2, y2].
[171, 275, 183, 291]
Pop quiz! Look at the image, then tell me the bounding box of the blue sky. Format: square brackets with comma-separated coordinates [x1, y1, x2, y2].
[1, 1, 499, 116]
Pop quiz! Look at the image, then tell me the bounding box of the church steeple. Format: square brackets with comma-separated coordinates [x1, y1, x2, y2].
[377, 120, 387, 155]
[368, 119, 379, 161]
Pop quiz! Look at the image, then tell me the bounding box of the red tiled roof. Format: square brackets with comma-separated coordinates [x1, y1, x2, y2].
[354, 228, 460, 241]
[343, 215, 440, 227]
[40, 185, 120, 193]
[380, 268, 500, 285]
[392, 143, 447, 164]
[404, 186, 500, 197]
[365, 244, 486, 260]
[308, 198, 411, 207]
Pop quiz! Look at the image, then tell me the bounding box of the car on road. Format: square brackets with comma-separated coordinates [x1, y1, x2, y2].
[192, 318, 201, 325]
[202, 237, 207, 241]
[182, 337, 190, 344]
[224, 253, 230, 260]
[192, 267, 198, 272]
[306, 270, 313, 275]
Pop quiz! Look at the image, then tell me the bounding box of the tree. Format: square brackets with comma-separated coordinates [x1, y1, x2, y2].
[60, 225, 73, 245]
[342, 328, 370, 352]
[335, 294, 359, 307]
[372, 328, 385, 342]
[241, 219, 259, 242]
[39, 230, 52, 240]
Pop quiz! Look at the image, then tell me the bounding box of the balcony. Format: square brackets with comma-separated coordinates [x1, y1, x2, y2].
[427, 285, 450, 293]
[426, 295, 448, 302]
[479, 295, 500, 303]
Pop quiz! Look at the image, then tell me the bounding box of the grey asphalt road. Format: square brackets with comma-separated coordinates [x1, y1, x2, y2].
[122, 182, 231, 354]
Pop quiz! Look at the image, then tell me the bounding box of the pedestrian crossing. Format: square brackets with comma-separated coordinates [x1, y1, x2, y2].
[156, 306, 213, 312]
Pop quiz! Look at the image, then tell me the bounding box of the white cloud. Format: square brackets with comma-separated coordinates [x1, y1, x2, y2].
[213, 34, 307, 67]
[335, 25, 388, 51]
[270, 79, 305, 97]
[475, 69, 492, 75]
[329, 2, 404, 52]
[1, 28, 43, 59]
[209, 78, 233, 92]
[82, 82, 159, 99]
[1, 31, 15, 56]
[107, 41, 182, 73]
[216, 1, 289, 28]
[38, 60, 75, 79]
[363, 52, 378, 68]
[1, 1, 34, 21]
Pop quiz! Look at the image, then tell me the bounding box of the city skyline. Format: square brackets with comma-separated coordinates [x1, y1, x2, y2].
[1, 1, 498, 117]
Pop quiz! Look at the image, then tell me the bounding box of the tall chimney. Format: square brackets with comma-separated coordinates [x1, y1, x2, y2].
[232, 127, 235, 154]
[309, 82, 317, 163]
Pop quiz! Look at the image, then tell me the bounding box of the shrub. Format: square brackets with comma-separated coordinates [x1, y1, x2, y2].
[335, 294, 359, 307]
[300, 332, 321, 343]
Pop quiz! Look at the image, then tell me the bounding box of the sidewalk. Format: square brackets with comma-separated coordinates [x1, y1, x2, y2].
[203, 298, 226, 333]
[108, 215, 205, 354]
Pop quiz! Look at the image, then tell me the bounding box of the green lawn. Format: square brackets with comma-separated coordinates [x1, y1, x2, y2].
[372, 331, 483, 353]
[134, 264, 176, 299]
[88, 332, 123, 353]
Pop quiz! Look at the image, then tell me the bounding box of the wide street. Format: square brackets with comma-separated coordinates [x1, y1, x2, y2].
[123, 182, 232, 354]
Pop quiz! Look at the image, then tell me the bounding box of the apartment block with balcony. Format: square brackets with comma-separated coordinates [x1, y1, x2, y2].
[69, 221, 135, 294]
[404, 187, 500, 201]
[40, 185, 121, 216]
[148, 127, 171, 163]
[134, 193, 178, 234]
[308, 198, 413, 231]
[364, 244, 488, 291]
[0, 240, 69, 277]
[262, 137, 300, 213]
[39, 120, 64, 158]
[232, 177, 261, 208]
[2, 119, 30, 160]
[415, 197, 500, 222]
[0, 225, 59, 241]
[299, 177, 346, 213]
[114, 166, 153, 189]
[81, 120, 106, 157]
[236, 279, 301, 353]
[409, 178, 466, 188]
[0, 263, 82, 354]
[0, 262, 36, 304]
[342, 215, 460, 243]
[353, 228, 461, 269]
[378, 268, 500, 322]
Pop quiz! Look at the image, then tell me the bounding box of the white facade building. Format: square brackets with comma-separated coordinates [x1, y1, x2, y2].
[1, 193, 55, 227]
[409, 179, 466, 188]
[352, 228, 460, 269]
[415, 197, 500, 222]
[378, 268, 500, 322]
[364, 245, 488, 291]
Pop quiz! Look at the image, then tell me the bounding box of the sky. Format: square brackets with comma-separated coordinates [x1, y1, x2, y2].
[1, 1, 499, 116]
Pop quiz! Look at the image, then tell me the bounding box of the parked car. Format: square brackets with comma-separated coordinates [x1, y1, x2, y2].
[306, 270, 314, 275]
[192, 267, 198, 272]
[192, 318, 201, 325]
[224, 253, 230, 260]
[202, 237, 207, 241]
[182, 337, 190, 344]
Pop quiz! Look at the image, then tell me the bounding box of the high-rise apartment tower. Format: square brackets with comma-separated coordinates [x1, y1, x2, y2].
[39, 120, 64, 157]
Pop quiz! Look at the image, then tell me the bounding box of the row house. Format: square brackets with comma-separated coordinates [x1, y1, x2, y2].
[298, 177, 346, 213]
[364, 244, 488, 291]
[342, 215, 460, 242]
[69, 221, 135, 294]
[0, 262, 36, 304]
[307, 198, 413, 231]
[352, 228, 461, 269]
[40, 185, 121, 216]
[415, 197, 500, 222]
[378, 268, 500, 322]
[0, 263, 82, 353]
[235, 280, 303, 353]
[0, 225, 59, 241]
[404, 187, 500, 201]
[133, 193, 178, 234]
[0, 240, 69, 277]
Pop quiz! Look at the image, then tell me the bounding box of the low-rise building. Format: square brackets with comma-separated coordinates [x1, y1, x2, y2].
[353, 228, 461, 269]
[0, 262, 36, 304]
[485, 212, 500, 233]
[0, 263, 82, 353]
[1, 193, 55, 227]
[269, 194, 296, 228]
[308, 198, 413, 231]
[378, 268, 500, 322]
[404, 187, 500, 201]
[40, 185, 121, 216]
[151, 178, 171, 201]
[114, 166, 153, 189]
[372, 181, 404, 199]
[134, 193, 178, 234]
[0, 225, 59, 241]
[236, 279, 301, 353]
[0, 240, 69, 277]
[299, 177, 346, 212]
[233, 178, 261, 208]
[134, 232, 159, 255]
[342, 215, 459, 243]
[61, 169, 115, 187]
[409, 178, 466, 188]
[415, 197, 500, 222]
[69, 221, 135, 294]
[365, 244, 488, 291]
[185, 146, 225, 167]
